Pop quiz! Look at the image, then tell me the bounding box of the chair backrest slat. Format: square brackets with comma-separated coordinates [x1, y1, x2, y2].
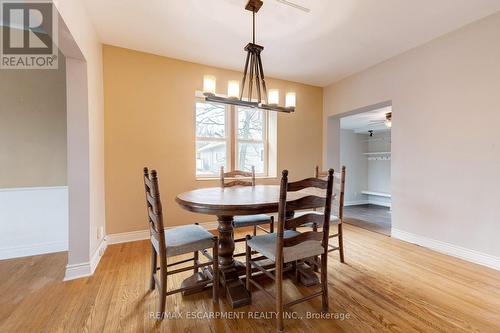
[220, 166, 256, 187]
[143, 167, 167, 257]
[224, 170, 253, 178]
[285, 212, 324, 230]
[283, 231, 323, 247]
[144, 176, 152, 189]
[316, 165, 346, 220]
[287, 177, 328, 191]
[286, 195, 326, 212]
[148, 207, 160, 227]
[150, 227, 161, 253]
[146, 192, 156, 208]
[224, 180, 254, 187]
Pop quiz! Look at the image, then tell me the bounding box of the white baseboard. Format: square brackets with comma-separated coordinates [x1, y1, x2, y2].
[391, 228, 500, 271]
[64, 239, 107, 281]
[0, 240, 67, 260]
[64, 262, 92, 281]
[106, 221, 219, 245]
[344, 199, 391, 208]
[90, 239, 107, 273]
[344, 200, 369, 206]
[105, 229, 150, 244]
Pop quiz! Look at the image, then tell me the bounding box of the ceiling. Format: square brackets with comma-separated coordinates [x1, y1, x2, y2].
[83, 0, 500, 86]
[341, 106, 391, 133]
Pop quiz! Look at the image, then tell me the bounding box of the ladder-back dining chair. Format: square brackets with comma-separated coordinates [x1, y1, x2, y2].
[294, 166, 346, 262]
[245, 169, 334, 333]
[220, 166, 274, 257]
[313, 165, 346, 262]
[143, 167, 219, 318]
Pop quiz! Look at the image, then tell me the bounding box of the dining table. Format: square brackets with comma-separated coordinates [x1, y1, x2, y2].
[175, 184, 326, 308]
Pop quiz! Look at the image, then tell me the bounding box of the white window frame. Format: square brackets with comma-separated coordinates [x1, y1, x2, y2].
[234, 106, 268, 176]
[195, 98, 270, 178]
[195, 101, 231, 176]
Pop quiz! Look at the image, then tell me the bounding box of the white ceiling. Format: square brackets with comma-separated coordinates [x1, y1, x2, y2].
[83, 0, 500, 86]
[341, 106, 391, 133]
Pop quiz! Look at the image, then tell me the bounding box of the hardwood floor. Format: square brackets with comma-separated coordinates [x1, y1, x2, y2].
[344, 204, 392, 236]
[1, 224, 500, 332]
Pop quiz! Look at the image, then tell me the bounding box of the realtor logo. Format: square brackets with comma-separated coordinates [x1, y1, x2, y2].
[1, 0, 58, 69]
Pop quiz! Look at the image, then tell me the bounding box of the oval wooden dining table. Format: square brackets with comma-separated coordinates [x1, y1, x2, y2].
[176, 184, 325, 308]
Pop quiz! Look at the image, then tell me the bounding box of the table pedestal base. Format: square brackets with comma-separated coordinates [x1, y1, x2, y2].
[181, 268, 211, 296]
[296, 262, 320, 287]
[220, 262, 251, 308]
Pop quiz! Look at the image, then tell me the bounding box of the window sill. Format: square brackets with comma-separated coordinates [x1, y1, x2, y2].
[196, 176, 278, 181]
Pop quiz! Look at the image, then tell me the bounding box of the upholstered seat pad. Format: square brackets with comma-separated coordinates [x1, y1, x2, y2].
[293, 211, 340, 228]
[165, 224, 214, 257]
[233, 214, 272, 227]
[247, 230, 324, 263]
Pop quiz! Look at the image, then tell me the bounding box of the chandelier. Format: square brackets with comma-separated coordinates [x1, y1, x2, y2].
[385, 112, 392, 128]
[202, 0, 296, 113]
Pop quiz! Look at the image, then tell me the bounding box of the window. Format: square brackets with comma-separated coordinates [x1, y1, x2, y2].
[195, 100, 271, 177]
[195, 101, 228, 176]
[236, 106, 266, 174]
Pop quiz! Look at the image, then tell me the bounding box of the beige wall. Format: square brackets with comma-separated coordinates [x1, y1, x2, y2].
[324, 12, 500, 257]
[0, 52, 66, 188]
[103, 45, 323, 234]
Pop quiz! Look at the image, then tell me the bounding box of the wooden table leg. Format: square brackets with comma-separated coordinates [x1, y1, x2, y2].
[217, 215, 251, 308]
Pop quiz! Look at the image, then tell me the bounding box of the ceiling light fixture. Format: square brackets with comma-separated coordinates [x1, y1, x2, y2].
[385, 112, 392, 128]
[203, 0, 296, 113]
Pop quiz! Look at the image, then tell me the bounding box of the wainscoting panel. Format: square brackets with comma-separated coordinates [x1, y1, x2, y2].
[0, 186, 68, 260]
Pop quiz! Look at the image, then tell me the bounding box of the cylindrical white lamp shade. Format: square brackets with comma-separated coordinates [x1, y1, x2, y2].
[268, 89, 279, 105]
[203, 75, 216, 94]
[285, 92, 296, 108]
[227, 80, 240, 98]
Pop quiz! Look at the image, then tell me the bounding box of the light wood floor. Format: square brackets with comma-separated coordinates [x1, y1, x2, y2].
[1, 224, 500, 332]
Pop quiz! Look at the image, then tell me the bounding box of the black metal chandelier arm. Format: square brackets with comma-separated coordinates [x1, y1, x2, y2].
[257, 52, 268, 102]
[240, 52, 251, 100]
[254, 52, 262, 103]
[248, 51, 255, 102]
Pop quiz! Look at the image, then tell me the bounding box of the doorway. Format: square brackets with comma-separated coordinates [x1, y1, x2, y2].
[330, 103, 393, 236]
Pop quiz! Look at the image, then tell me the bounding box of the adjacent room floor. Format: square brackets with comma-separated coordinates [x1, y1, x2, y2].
[343, 204, 392, 236]
[2, 224, 499, 332]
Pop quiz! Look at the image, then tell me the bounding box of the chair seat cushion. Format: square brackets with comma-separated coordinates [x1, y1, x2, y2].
[247, 230, 324, 263]
[165, 224, 214, 257]
[293, 211, 340, 228]
[233, 214, 273, 228]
